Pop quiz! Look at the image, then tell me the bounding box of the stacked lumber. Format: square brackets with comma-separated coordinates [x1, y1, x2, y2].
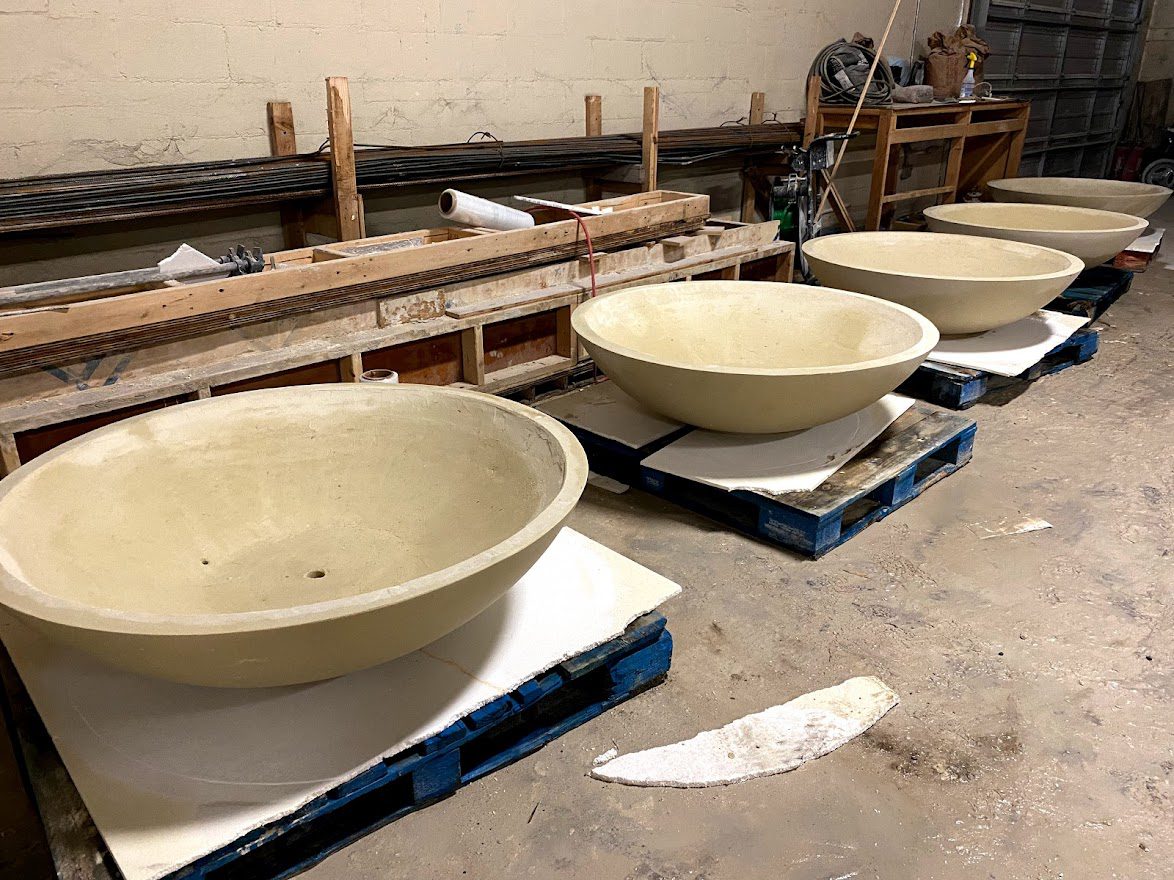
[0, 209, 795, 476]
[0, 191, 708, 375]
[0, 126, 799, 235]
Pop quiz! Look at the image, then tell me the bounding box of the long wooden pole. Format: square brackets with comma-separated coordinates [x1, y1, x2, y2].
[814, 0, 903, 222]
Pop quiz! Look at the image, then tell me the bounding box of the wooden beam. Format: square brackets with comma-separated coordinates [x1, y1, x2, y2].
[641, 86, 659, 192]
[555, 305, 576, 358]
[325, 77, 364, 242]
[739, 92, 767, 222]
[340, 351, 363, 382]
[460, 325, 486, 384]
[584, 94, 603, 202]
[803, 74, 821, 146]
[585, 94, 602, 137]
[0, 433, 19, 477]
[0, 193, 710, 371]
[266, 100, 306, 249]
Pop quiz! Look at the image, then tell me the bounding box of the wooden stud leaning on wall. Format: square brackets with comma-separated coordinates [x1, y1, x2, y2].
[584, 95, 603, 202]
[266, 101, 307, 250]
[325, 76, 365, 241]
[739, 91, 767, 222]
[642, 86, 660, 192]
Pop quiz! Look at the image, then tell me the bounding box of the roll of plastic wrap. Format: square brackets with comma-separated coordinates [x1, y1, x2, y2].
[439, 189, 536, 230]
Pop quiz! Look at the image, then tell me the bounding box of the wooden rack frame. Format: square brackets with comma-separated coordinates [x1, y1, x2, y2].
[0, 219, 793, 476]
[804, 80, 1030, 229]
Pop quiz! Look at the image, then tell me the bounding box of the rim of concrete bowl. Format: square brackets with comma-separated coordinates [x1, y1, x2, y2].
[802, 231, 1085, 283]
[989, 176, 1170, 198]
[987, 177, 1171, 213]
[0, 384, 588, 637]
[923, 202, 1148, 237]
[571, 281, 940, 375]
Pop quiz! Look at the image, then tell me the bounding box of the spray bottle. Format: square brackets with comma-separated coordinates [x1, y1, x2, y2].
[959, 50, 978, 102]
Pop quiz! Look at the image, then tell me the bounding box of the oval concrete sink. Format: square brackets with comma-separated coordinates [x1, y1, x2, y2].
[803, 231, 1084, 335]
[570, 281, 938, 434]
[988, 177, 1171, 218]
[924, 203, 1147, 266]
[0, 385, 587, 687]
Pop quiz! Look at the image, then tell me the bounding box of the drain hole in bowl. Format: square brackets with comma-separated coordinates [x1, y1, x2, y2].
[305, 569, 327, 579]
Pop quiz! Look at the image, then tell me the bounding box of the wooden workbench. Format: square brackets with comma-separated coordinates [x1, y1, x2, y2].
[805, 98, 1030, 230]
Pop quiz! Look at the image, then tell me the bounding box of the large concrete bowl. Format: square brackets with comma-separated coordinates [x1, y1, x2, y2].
[803, 231, 1084, 335]
[0, 385, 587, 687]
[570, 281, 939, 434]
[924, 202, 1147, 266]
[988, 176, 1171, 218]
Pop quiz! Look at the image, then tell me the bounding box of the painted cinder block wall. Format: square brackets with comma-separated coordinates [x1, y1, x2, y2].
[0, 0, 965, 282]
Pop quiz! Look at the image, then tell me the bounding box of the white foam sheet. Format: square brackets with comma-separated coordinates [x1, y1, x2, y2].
[928, 310, 1090, 377]
[1127, 226, 1164, 254]
[0, 528, 680, 880]
[639, 394, 914, 494]
[535, 382, 685, 449]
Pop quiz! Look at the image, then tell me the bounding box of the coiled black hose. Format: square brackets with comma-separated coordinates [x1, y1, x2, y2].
[810, 39, 896, 106]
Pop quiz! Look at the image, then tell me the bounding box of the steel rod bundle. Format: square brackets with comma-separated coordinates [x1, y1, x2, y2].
[0, 125, 799, 235]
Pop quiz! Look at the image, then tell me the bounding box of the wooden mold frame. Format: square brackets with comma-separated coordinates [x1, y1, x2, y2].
[0, 221, 793, 475]
[0, 190, 710, 376]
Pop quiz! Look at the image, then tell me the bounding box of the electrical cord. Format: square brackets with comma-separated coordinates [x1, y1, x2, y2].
[810, 39, 896, 106]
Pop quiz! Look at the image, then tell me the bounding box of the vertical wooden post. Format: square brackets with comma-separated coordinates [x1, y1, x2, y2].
[325, 77, 364, 242]
[584, 94, 603, 202]
[585, 94, 602, 136]
[803, 73, 821, 146]
[1005, 103, 1029, 179]
[739, 91, 767, 222]
[266, 100, 307, 249]
[460, 326, 486, 385]
[866, 110, 898, 230]
[0, 433, 20, 478]
[641, 86, 659, 192]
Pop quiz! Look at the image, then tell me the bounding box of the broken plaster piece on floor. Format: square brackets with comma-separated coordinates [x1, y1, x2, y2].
[592, 747, 619, 766]
[591, 676, 899, 788]
[973, 517, 1053, 540]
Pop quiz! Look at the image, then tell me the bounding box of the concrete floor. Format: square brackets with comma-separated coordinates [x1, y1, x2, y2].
[2, 217, 1170, 880]
[307, 221, 1174, 879]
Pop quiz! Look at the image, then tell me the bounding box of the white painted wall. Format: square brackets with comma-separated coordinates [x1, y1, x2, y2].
[0, 0, 965, 281]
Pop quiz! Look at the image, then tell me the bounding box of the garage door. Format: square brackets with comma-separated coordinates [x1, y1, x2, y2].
[973, 0, 1146, 177]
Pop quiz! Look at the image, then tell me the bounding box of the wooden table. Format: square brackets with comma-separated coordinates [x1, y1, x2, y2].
[805, 98, 1030, 230]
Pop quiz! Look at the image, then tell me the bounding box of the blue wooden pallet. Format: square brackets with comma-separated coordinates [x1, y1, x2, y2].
[1048, 265, 1134, 321]
[897, 328, 1100, 410]
[565, 422, 692, 487]
[629, 404, 976, 558]
[3, 614, 672, 880]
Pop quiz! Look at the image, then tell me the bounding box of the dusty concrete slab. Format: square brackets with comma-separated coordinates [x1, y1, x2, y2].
[301, 214, 1174, 879]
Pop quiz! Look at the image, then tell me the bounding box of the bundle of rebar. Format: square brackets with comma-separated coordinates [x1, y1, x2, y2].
[0, 124, 799, 234]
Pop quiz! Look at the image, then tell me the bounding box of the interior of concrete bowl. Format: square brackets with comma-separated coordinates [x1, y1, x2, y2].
[924, 202, 1146, 233]
[0, 385, 577, 621]
[803, 231, 1079, 280]
[573, 281, 932, 373]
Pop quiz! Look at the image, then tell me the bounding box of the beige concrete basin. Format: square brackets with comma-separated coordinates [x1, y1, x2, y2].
[802, 231, 1084, 335]
[0, 385, 587, 687]
[988, 177, 1171, 218]
[924, 203, 1147, 266]
[570, 281, 938, 434]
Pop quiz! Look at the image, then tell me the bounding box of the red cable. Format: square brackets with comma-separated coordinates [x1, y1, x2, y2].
[567, 211, 598, 298]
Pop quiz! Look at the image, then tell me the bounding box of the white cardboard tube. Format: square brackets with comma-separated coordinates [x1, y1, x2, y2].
[439, 189, 535, 230]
